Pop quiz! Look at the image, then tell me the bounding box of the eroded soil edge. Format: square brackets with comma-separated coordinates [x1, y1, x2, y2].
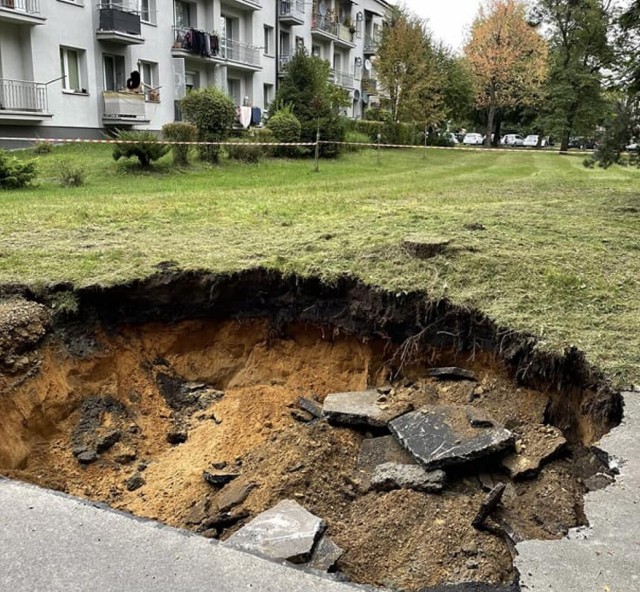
[0, 269, 624, 591]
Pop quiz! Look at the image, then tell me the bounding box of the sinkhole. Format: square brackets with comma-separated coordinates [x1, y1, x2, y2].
[0, 269, 623, 591]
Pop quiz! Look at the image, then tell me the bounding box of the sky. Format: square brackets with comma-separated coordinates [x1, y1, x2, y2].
[391, 1, 484, 51]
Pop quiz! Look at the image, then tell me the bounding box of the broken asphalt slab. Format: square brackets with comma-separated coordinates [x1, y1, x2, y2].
[370, 463, 446, 493]
[389, 406, 514, 470]
[0, 478, 368, 592]
[225, 499, 325, 563]
[516, 391, 640, 591]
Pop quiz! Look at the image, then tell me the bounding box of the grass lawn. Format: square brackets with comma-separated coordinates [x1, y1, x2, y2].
[1, 144, 639, 383]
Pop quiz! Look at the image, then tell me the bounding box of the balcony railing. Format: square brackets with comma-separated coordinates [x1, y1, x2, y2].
[364, 34, 381, 53]
[361, 76, 378, 93]
[0, 0, 40, 15]
[311, 12, 338, 37]
[0, 78, 48, 113]
[279, 54, 293, 73]
[103, 91, 147, 120]
[172, 27, 222, 59]
[98, 2, 141, 37]
[224, 37, 260, 67]
[331, 69, 354, 88]
[279, 0, 304, 20]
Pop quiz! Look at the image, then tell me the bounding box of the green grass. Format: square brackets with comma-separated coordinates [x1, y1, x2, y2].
[2, 144, 640, 383]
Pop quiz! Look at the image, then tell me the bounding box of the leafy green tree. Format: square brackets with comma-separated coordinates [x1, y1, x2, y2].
[273, 51, 348, 157]
[376, 8, 446, 126]
[434, 47, 475, 129]
[534, 0, 616, 152]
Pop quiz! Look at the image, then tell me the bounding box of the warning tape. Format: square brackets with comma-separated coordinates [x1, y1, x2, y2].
[0, 136, 594, 156]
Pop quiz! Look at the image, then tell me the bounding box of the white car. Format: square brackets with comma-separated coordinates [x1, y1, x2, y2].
[502, 134, 525, 147]
[462, 133, 484, 145]
[625, 143, 638, 151]
[523, 135, 548, 148]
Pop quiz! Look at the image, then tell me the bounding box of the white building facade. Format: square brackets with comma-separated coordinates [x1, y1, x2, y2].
[0, 0, 390, 141]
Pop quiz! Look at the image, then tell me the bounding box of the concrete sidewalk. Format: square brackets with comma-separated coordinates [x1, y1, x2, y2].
[516, 392, 640, 591]
[0, 478, 367, 592]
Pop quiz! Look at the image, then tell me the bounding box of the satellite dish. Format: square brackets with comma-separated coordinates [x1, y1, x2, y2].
[353, 89, 361, 101]
[364, 59, 372, 71]
[318, 0, 327, 16]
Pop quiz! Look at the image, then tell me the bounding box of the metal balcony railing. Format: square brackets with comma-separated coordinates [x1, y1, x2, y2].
[336, 23, 354, 44]
[0, 78, 48, 113]
[331, 69, 354, 88]
[279, 54, 293, 73]
[98, 2, 141, 36]
[311, 13, 338, 37]
[172, 27, 222, 58]
[361, 76, 378, 93]
[0, 0, 40, 15]
[279, 0, 304, 19]
[364, 34, 381, 53]
[224, 37, 260, 67]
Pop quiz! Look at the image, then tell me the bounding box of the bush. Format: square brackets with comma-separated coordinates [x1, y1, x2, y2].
[344, 131, 371, 152]
[162, 122, 197, 167]
[33, 141, 52, 154]
[112, 130, 169, 168]
[266, 106, 302, 157]
[58, 160, 86, 187]
[226, 138, 265, 163]
[180, 87, 236, 163]
[0, 150, 37, 189]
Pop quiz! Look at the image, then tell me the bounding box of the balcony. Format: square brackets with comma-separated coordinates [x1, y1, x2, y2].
[0, 78, 51, 121]
[224, 38, 261, 70]
[364, 34, 381, 54]
[331, 69, 354, 89]
[279, 0, 304, 26]
[278, 54, 292, 77]
[311, 13, 355, 47]
[171, 27, 225, 63]
[361, 76, 378, 94]
[221, 0, 261, 10]
[102, 91, 149, 124]
[96, 3, 143, 45]
[0, 0, 45, 25]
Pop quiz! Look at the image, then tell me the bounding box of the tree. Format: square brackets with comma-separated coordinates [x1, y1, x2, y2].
[274, 51, 348, 157]
[434, 46, 475, 128]
[465, 0, 548, 147]
[376, 8, 446, 127]
[534, 0, 615, 152]
[181, 87, 236, 163]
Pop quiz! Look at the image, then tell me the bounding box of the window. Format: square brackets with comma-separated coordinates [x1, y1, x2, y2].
[174, 0, 192, 28]
[103, 54, 126, 91]
[60, 47, 85, 92]
[295, 36, 305, 52]
[263, 26, 273, 56]
[185, 71, 198, 92]
[227, 78, 241, 106]
[140, 61, 159, 101]
[140, 0, 156, 23]
[263, 83, 273, 110]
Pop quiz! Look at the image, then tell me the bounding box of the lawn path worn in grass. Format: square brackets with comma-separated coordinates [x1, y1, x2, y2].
[1, 144, 639, 381]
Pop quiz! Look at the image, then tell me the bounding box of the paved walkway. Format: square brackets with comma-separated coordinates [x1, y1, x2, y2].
[516, 392, 640, 591]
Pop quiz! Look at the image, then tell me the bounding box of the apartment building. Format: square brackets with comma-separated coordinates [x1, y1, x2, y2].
[0, 0, 390, 142]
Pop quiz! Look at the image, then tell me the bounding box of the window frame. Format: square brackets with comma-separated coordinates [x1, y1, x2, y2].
[60, 46, 86, 93]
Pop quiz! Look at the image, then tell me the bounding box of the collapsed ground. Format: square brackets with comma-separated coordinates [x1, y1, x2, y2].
[0, 270, 623, 591]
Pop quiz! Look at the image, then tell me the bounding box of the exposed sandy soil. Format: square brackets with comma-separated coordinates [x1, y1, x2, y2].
[0, 317, 609, 590]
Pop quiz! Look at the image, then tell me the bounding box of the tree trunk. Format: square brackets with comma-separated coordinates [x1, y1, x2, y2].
[485, 104, 495, 147]
[492, 113, 502, 147]
[560, 102, 578, 153]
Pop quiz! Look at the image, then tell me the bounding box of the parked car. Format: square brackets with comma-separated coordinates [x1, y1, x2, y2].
[501, 134, 525, 147]
[462, 133, 484, 146]
[569, 137, 599, 150]
[523, 135, 548, 148]
[447, 133, 460, 145]
[625, 142, 639, 151]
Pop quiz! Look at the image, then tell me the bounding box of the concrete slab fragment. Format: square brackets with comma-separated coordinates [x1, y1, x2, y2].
[323, 390, 405, 428]
[428, 367, 477, 381]
[389, 406, 514, 470]
[370, 462, 446, 493]
[308, 535, 344, 572]
[226, 499, 325, 564]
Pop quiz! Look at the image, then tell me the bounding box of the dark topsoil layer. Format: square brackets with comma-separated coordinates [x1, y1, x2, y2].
[0, 267, 626, 592]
